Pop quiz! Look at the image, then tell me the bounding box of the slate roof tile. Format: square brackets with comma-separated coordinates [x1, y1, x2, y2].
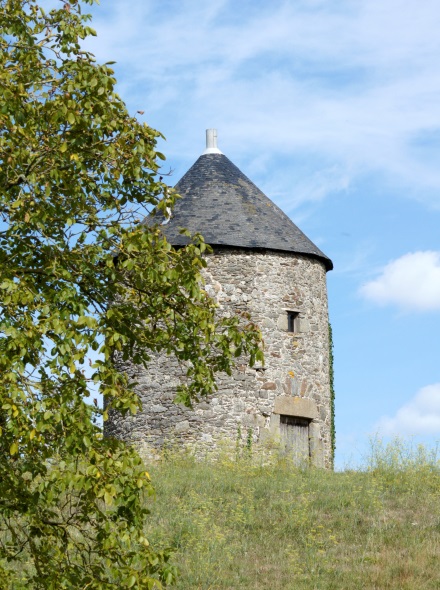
[148, 152, 333, 271]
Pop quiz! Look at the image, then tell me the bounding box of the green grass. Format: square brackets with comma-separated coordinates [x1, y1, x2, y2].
[146, 439, 440, 589]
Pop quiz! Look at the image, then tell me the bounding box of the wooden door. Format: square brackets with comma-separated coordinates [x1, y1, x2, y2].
[280, 415, 310, 466]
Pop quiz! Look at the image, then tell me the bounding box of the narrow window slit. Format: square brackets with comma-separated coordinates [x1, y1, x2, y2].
[287, 311, 299, 333]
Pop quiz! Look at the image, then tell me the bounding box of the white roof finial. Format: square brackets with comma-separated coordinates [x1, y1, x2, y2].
[203, 128, 222, 155]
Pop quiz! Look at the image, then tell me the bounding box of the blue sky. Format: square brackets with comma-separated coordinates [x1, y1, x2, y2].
[80, 0, 440, 467]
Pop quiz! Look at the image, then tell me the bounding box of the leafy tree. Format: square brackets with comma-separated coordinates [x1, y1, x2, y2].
[0, 1, 262, 587]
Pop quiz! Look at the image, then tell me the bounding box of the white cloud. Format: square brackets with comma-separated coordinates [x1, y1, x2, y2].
[360, 251, 440, 311]
[378, 383, 440, 435]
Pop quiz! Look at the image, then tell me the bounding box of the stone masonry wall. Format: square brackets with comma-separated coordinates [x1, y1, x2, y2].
[105, 248, 332, 468]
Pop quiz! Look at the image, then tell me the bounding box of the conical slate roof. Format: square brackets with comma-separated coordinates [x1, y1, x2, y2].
[150, 131, 333, 271]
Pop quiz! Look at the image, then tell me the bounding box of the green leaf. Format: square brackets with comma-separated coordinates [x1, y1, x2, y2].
[104, 491, 114, 506]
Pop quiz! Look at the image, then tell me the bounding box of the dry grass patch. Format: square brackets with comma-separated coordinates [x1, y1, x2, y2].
[146, 440, 440, 589]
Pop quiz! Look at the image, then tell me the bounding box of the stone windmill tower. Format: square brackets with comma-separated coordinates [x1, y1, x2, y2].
[108, 130, 334, 468]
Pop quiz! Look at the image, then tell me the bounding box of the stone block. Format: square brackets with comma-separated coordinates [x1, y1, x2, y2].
[256, 415, 266, 427]
[258, 428, 271, 443]
[150, 405, 167, 413]
[283, 378, 292, 395]
[297, 318, 310, 333]
[241, 414, 253, 426]
[309, 422, 324, 468]
[242, 413, 266, 428]
[261, 382, 276, 390]
[269, 413, 280, 433]
[197, 402, 210, 410]
[277, 313, 288, 330]
[174, 420, 190, 434]
[273, 396, 318, 419]
[291, 380, 300, 396]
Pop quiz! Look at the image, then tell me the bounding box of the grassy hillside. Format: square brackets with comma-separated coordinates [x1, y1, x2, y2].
[147, 440, 440, 590]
